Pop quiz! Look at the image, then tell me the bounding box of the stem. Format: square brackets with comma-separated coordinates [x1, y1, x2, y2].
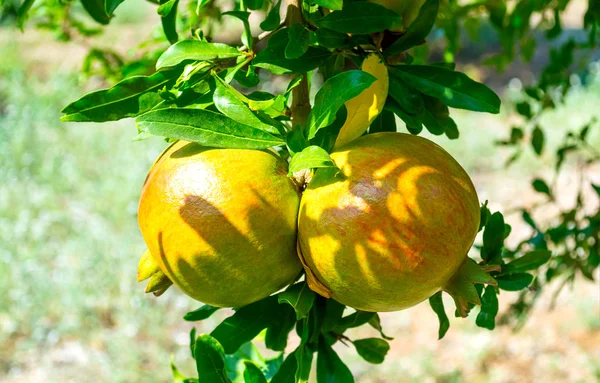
[286, 0, 311, 130]
[240, 0, 254, 51]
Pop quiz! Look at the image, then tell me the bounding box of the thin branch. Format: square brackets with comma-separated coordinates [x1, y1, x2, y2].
[286, 0, 311, 131]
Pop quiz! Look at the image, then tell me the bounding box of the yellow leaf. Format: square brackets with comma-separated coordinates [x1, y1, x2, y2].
[333, 54, 389, 149]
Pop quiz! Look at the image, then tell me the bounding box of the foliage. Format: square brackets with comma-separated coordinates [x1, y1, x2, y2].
[3, 0, 599, 381]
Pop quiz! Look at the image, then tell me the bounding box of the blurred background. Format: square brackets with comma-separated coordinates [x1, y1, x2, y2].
[0, 0, 599, 382]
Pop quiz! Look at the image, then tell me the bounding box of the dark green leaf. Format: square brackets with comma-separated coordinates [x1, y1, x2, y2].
[17, 0, 36, 29]
[482, 212, 505, 263]
[190, 328, 197, 357]
[213, 80, 280, 135]
[278, 282, 317, 320]
[311, 0, 342, 11]
[389, 65, 501, 114]
[420, 95, 454, 136]
[310, 105, 348, 152]
[387, 73, 423, 115]
[384, 98, 423, 135]
[288, 146, 337, 175]
[317, 339, 354, 383]
[286, 127, 309, 157]
[81, 0, 111, 24]
[333, 311, 375, 333]
[428, 291, 449, 339]
[270, 350, 298, 383]
[157, 0, 176, 16]
[194, 334, 232, 383]
[315, 28, 351, 49]
[265, 304, 296, 351]
[502, 250, 552, 274]
[197, 0, 211, 12]
[254, 29, 331, 74]
[592, 183, 600, 197]
[306, 70, 376, 140]
[286, 23, 310, 59]
[315, 2, 401, 34]
[475, 285, 498, 330]
[61, 70, 178, 122]
[184, 305, 220, 321]
[295, 345, 313, 383]
[385, 0, 439, 55]
[160, 0, 179, 44]
[321, 299, 345, 333]
[369, 110, 396, 133]
[210, 296, 284, 354]
[260, 0, 282, 31]
[367, 314, 393, 340]
[353, 338, 390, 364]
[243, 361, 268, 383]
[516, 101, 532, 119]
[497, 273, 534, 291]
[156, 40, 243, 69]
[222, 10, 250, 22]
[136, 108, 284, 150]
[532, 178, 552, 197]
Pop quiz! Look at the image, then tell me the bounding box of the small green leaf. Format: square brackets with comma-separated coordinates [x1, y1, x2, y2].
[496, 273, 534, 291]
[532, 178, 552, 197]
[265, 304, 296, 351]
[210, 296, 283, 354]
[389, 65, 501, 114]
[243, 361, 268, 383]
[222, 10, 250, 22]
[245, 0, 263, 10]
[157, 0, 176, 16]
[190, 328, 197, 357]
[157, 40, 243, 69]
[475, 285, 499, 330]
[306, 70, 376, 140]
[278, 282, 316, 320]
[136, 108, 284, 149]
[288, 146, 337, 175]
[16, 0, 36, 29]
[353, 338, 390, 364]
[333, 311, 375, 333]
[368, 314, 393, 340]
[315, 2, 400, 34]
[260, 0, 282, 31]
[317, 339, 354, 383]
[270, 350, 298, 383]
[196, 0, 211, 12]
[428, 291, 450, 339]
[321, 299, 345, 333]
[386, 0, 440, 55]
[311, 0, 342, 11]
[184, 305, 220, 321]
[172, 359, 195, 383]
[315, 28, 351, 49]
[502, 250, 552, 274]
[286, 127, 309, 157]
[384, 98, 423, 135]
[194, 334, 232, 383]
[295, 345, 313, 383]
[369, 109, 397, 134]
[61, 70, 178, 122]
[81, 0, 111, 24]
[286, 23, 310, 59]
[482, 212, 505, 263]
[160, 0, 179, 44]
[387, 74, 424, 116]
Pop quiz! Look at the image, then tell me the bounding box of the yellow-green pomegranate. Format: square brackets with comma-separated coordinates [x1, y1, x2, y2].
[298, 132, 480, 312]
[138, 140, 302, 307]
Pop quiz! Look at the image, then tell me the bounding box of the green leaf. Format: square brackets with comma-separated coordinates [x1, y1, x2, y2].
[370, 110, 397, 133]
[389, 65, 501, 114]
[265, 304, 296, 351]
[475, 285, 498, 330]
[386, 0, 440, 56]
[278, 282, 316, 320]
[213, 80, 280, 135]
[157, 40, 243, 69]
[184, 305, 220, 321]
[311, 0, 342, 11]
[81, 0, 111, 24]
[105, 0, 124, 13]
[243, 361, 268, 383]
[367, 314, 393, 340]
[286, 127, 309, 157]
[496, 273, 534, 291]
[254, 29, 331, 74]
[502, 250, 552, 274]
[315, 2, 400, 34]
[295, 345, 313, 383]
[482, 212, 505, 263]
[190, 328, 197, 357]
[387, 74, 424, 116]
[315, 28, 351, 49]
[310, 106, 347, 152]
[286, 23, 310, 59]
[316, 339, 354, 383]
[160, 0, 179, 44]
[270, 350, 298, 383]
[260, 0, 282, 31]
[421, 95, 456, 136]
[194, 334, 232, 383]
[532, 178, 552, 197]
[428, 291, 449, 339]
[157, 0, 176, 16]
[136, 108, 284, 149]
[353, 338, 390, 364]
[384, 98, 423, 135]
[333, 311, 375, 333]
[172, 359, 196, 383]
[288, 146, 337, 175]
[222, 10, 250, 22]
[196, 0, 211, 12]
[306, 70, 376, 140]
[17, 0, 36, 29]
[245, 0, 263, 10]
[592, 183, 600, 197]
[61, 70, 178, 122]
[321, 299, 345, 333]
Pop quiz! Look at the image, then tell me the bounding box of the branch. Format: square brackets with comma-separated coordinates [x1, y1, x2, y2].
[286, 0, 311, 130]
